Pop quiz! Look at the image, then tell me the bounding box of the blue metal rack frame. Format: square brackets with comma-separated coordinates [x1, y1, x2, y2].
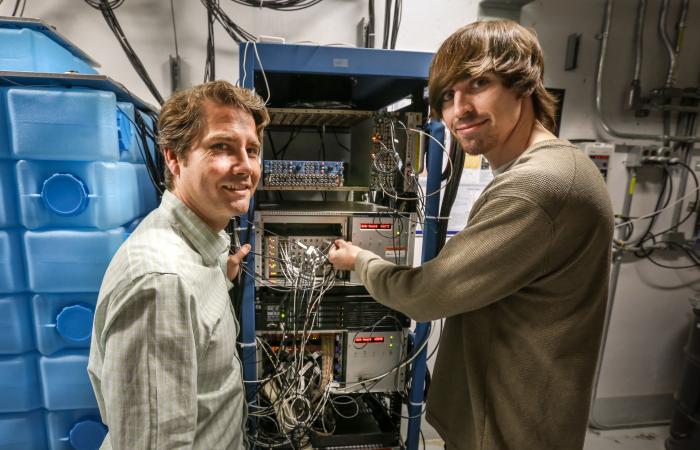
[238, 42, 439, 450]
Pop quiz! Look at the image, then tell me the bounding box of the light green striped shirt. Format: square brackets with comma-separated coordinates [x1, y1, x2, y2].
[88, 190, 246, 450]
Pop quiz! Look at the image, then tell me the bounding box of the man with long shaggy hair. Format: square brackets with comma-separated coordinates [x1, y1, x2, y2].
[330, 20, 614, 450]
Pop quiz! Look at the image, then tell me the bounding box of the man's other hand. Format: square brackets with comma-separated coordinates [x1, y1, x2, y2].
[328, 239, 362, 271]
[227, 243, 251, 280]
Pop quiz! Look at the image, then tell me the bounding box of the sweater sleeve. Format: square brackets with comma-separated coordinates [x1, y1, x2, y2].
[355, 195, 554, 321]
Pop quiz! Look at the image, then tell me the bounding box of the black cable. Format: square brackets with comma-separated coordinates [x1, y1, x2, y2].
[634, 165, 672, 247]
[170, 0, 180, 58]
[648, 161, 700, 240]
[127, 108, 165, 194]
[318, 127, 327, 161]
[202, 0, 256, 43]
[366, 0, 375, 48]
[84, 0, 124, 7]
[436, 138, 464, 251]
[11, 0, 24, 16]
[382, 0, 392, 49]
[279, 128, 301, 160]
[87, 0, 165, 105]
[332, 131, 351, 153]
[204, 0, 216, 82]
[231, 0, 323, 11]
[390, 0, 402, 49]
[265, 129, 280, 160]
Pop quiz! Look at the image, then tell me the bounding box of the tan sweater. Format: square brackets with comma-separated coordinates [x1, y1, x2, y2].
[355, 139, 614, 450]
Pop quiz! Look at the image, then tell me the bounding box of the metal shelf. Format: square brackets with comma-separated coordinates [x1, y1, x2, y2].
[268, 108, 373, 127]
[261, 185, 368, 192]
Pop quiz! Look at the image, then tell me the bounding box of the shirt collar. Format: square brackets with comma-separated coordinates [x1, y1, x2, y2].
[160, 190, 231, 266]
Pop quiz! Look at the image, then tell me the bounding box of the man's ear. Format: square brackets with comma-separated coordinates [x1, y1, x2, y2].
[163, 148, 180, 179]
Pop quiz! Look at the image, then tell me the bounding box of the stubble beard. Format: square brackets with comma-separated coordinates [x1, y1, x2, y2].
[454, 130, 498, 161]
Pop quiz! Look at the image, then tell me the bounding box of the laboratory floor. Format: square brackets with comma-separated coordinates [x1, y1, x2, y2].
[422, 425, 669, 449]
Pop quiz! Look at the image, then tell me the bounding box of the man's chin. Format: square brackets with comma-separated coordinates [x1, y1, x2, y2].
[458, 141, 481, 156]
[228, 199, 251, 216]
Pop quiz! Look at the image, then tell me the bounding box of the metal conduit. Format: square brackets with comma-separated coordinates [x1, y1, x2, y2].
[595, 0, 700, 143]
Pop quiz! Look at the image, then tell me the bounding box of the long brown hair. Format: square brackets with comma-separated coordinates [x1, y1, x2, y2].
[428, 20, 557, 133]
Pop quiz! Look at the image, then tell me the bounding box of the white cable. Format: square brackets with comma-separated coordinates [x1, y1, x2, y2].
[615, 184, 700, 229]
[239, 41, 250, 87]
[252, 42, 271, 104]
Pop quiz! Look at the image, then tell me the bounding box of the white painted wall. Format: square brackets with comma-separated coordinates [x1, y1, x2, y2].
[5, 0, 482, 106]
[6, 0, 699, 439]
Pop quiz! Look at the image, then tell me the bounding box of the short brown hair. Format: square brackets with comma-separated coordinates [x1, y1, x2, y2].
[428, 20, 558, 133]
[158, 80, 270, 190]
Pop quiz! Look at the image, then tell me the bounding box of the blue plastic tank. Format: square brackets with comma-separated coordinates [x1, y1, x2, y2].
[0, 410, 47, 450]
[32, 294, 96, 356]
[16, 160, 157, 230]
[0, 229, 26, 294]
[0, 353, 41, 412]
[4, 86, 127, 161]
[23, 228, 127, 293]
[45, 410, 107, 450]
[116, 102, 137, 162]
[0, 295, 34, 355]
[0, 28, 96, 74]
[0, 161, 18, 227]
[39, 351, 98, 411]
[0, 97, 9, 159]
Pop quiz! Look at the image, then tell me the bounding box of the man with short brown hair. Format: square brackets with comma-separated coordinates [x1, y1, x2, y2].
[89, 80, 269, 449]
[330, 20, 613, 450]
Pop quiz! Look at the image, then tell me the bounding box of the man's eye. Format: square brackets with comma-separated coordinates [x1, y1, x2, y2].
[441, 90, 454, 102]
[247, 147, 260, 157]
[472, 78, 489, 89]
[211, 143, 228, 151]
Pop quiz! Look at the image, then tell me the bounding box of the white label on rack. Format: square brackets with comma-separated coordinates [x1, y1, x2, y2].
[333, 58, 349, 68]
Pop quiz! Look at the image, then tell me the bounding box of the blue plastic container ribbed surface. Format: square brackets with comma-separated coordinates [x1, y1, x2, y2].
[0, 20, 145, 450]
[0, 161, 18, 227]
[3, 87, 134, 161]
[0, 353, 41, 412]
[32, 294, 96, 356]
[23, 228, 127, 293]
[0, 410, 47, 450]
[0, 28, 96, 74]
[45, 409, 107, 450]
[0, 295, 34, 355]
[116, 102, 137, 162]
[16, 160, 157, 230]
[39, 351, 97, 411]
[0, 229, 26, 294]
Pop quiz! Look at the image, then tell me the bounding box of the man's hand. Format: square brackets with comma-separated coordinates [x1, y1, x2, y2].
[227, 243, 251, 280]
[328, 239, 363, 271]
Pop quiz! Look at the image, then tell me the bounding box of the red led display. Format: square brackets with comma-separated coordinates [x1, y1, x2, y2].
[353, 336, 385, 343]
[360, 223, 392, 230]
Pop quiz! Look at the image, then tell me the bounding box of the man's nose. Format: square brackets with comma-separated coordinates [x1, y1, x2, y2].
[231, 149, 253, 175]
[452, 90, 474, 120]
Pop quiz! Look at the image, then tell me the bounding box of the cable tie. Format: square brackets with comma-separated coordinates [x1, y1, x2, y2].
[424, 215, 452, 220]
[408, 400, 424, 406]
[238, 341, 257, 348]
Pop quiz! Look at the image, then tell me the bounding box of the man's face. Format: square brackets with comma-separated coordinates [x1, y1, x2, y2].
[166, 100, 261, 231]
[440, 73, 523, 163]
